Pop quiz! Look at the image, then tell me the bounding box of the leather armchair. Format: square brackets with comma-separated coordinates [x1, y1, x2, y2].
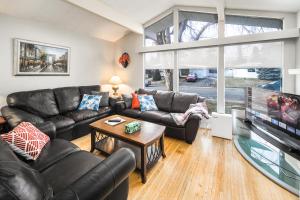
[52, 148, 136, 200]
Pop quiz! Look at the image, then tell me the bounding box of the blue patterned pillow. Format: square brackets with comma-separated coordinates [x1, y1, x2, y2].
[78, 94, 102, 111]
[138, 95, 158, 112]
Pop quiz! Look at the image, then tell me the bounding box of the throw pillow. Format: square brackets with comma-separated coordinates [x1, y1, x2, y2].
[0, 122, 50, 160]
[131, 93, 140, 109]
[91, 91, 109, 107]
[78, 94, 102, 111]
[138, 95, 158, 112]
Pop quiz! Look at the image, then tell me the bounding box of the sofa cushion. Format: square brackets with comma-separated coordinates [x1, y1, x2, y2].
[123, 109, 142, 118]
[54, 87, 81, 113]
[47, 115, 75, 130]
[91, 91, 109, 107]
[171, 92, 198, 113]
[140, 110, 168, 123]
[1, 122, 50, 160]
[161, 114, 184, 128]
[137, 88, 157, 95]
[78, 94, 102, 111]
[41, 151, 103, 193]
[7, 89, 59, 118]
[29, 139, 80, 172]
[138, 95, 158, 112]
[79, 85, 100, 96]
[154, 91, 174, 112]
[131, 93, 140, 109]
[0, 140, 53, 200]
[65, 107, 111, 122]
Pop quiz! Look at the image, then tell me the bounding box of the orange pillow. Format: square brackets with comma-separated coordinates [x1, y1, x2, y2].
[131, 93, 140, 109]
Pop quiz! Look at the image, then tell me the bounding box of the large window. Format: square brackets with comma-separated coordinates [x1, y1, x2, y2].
[225, 15, 283, 37]
[179, 11, 218, 42]
[145, 14, 174, 47]
[143, 8, 288, 114]
[224, 42, 283, 113]
[178, 48, 218, 113]
[144, 51, 174, 91]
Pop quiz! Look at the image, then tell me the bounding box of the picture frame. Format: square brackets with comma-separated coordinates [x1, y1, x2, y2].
[14, 38, 70, 76]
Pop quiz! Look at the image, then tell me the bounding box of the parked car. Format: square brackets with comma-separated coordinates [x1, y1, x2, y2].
[186, 73, 198, 82]
[144, 79, 152, 87]
[258, 80, 281, 91]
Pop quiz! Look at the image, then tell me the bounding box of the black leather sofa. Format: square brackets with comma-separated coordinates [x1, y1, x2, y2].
[116, 89, 205, 144]
[1, 85, 112, 140]
[0, 124, 136, 200]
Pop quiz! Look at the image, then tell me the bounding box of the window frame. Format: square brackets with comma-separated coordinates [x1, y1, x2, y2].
[142, 6, 296, 114]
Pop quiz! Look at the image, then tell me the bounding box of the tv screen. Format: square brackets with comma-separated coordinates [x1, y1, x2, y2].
[246, 88, 300, 141]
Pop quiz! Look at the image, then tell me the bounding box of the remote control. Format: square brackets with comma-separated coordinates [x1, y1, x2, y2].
[108, 119, 121, 122]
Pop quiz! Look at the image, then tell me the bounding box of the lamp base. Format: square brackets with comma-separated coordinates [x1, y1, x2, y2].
[112, 85, 119, 96]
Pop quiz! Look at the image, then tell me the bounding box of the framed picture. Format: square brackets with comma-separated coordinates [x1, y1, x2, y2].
[14, 38, 70, 76]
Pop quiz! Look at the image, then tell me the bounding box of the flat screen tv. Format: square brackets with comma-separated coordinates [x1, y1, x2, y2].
[246, 87, 300, 151]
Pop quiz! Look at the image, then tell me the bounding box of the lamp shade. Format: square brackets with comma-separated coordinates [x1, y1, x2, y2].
[109, 75, 122, 85]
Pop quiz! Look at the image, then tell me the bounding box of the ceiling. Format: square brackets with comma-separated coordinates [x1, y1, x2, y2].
[0, 0, 300, 42]
[100, 0, 300, 24]
[0, 0, 129, 42]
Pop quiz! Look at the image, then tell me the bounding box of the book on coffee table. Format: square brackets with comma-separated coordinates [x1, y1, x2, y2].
[104, 117, 126, 126]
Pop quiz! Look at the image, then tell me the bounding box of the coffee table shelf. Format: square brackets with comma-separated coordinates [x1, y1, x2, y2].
[90, 115, 166, 183]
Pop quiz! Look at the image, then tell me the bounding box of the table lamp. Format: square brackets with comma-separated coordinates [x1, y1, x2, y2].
[110, 75, 122, 96]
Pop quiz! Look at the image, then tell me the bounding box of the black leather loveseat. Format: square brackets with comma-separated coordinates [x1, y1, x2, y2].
[1, 85, 112, 140]
[116, 89, 205, 144]
[0, 123, 136, 200]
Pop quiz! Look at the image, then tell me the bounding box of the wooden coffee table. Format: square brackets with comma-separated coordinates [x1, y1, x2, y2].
[89, 115, 166, 183]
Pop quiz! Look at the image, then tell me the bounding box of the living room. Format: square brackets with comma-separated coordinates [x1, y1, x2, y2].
[0, 0, 300, 199]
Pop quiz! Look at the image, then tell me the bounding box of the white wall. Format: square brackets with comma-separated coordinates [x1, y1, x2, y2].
[114, 32, 143, 94]
[0, 14, 116, 108]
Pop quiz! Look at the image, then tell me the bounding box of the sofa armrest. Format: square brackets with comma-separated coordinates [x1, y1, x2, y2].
[185, 114, 202, 144]
[115, 101, 126, 114]
[1, 106, 44, 128]
[197, 96, 206, 103]
[53, 148, 136, 200]
[35, 121, 56, 139]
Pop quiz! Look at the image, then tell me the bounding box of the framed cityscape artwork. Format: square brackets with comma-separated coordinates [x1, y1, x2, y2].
[14, 38, 70, 76]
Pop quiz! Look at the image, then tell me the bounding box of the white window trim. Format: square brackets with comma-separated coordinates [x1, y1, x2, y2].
[142, 5, 298, 113]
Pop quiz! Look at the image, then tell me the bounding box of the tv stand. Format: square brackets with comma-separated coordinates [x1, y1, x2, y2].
[233, 117, 300, 196]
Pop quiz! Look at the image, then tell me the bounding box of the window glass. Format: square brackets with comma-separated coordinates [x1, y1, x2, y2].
[145, 14, 174, 46]
[178, 48, 218, 113]
[225, 15, 283, 37]
[179, 11, 218, 42]
[144, 51, 174, 91]
[224, 42, 283, 113]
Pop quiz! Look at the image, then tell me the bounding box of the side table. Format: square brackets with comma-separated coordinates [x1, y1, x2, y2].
[211, 112, 232, 140]
[109, 95, 123, 113]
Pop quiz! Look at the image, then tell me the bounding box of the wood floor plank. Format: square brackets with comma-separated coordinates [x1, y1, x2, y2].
[72, 129, 298, 200]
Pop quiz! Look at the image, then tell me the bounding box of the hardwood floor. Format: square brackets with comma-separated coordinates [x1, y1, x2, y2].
[72, 129, 298, 200]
